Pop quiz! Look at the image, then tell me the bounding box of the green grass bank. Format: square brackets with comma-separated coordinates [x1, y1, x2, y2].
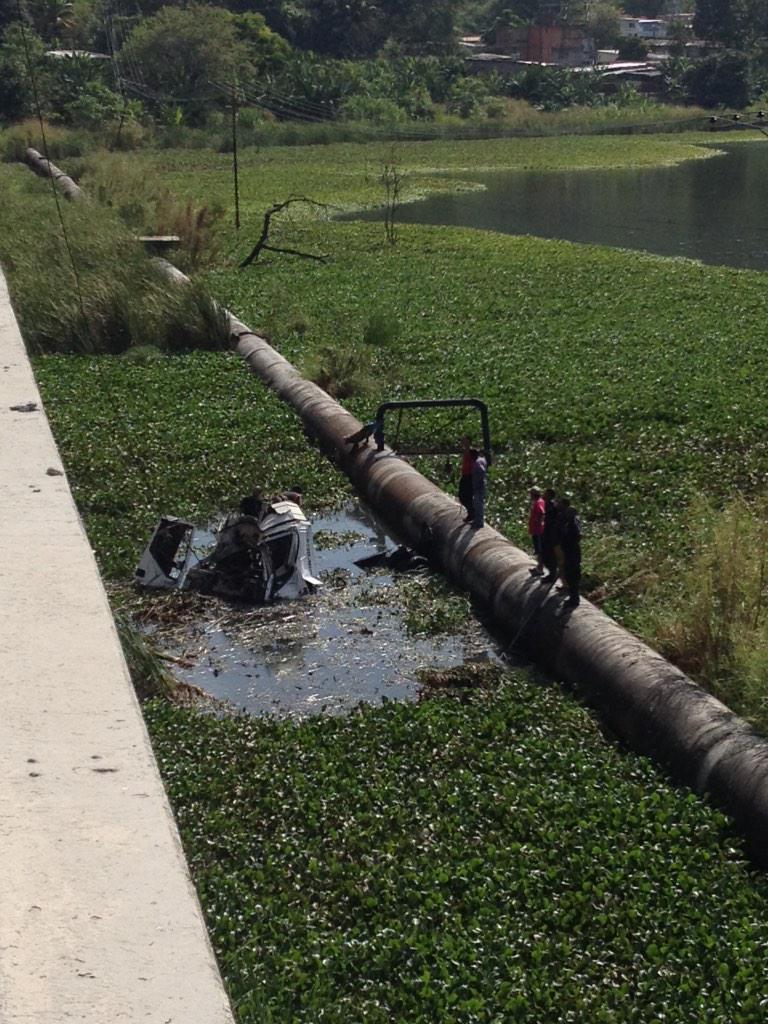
[146, 677, 768, 1023]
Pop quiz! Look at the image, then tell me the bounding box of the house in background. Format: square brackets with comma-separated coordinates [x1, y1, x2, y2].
[493, 23, 596, 66]
[618, 17, 668, 39]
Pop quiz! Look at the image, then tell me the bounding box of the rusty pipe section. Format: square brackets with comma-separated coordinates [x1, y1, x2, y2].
[25, 147, 83, 201]
[230, 320, 768, 857]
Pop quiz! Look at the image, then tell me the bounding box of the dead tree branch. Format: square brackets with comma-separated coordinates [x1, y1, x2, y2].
[381, 160, 404, 246]
[239, 196, 331, 267]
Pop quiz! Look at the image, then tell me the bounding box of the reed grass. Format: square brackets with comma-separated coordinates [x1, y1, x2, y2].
[0, 163, 228, 354]
[645, 497, 768, 731]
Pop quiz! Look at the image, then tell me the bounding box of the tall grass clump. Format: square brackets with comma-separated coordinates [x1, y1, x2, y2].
[116, 613, 177, 701]
[83, 153, 226, 271]
[0, 118, 91, 162]
[363, 309, 399, 346]
[647, 497, 768, 728]
[304, 343, 372, 398]
[0, 166, 228, 354]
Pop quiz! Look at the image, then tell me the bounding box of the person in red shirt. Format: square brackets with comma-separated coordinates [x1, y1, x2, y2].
[458, 435, 476, 523]
[528, 486, 546, 574]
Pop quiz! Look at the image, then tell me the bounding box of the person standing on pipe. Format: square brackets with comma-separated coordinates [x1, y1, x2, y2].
[471, 449, 488, 528]
[541, 488, 560, 583]
[528, 486, 546, 574]
[459, 435, 476, 523]
[558, 495, 582, 607]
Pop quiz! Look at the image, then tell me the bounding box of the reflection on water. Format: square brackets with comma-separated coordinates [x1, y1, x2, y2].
[163, 503, 498, 717]
[346, 143, 768, 270]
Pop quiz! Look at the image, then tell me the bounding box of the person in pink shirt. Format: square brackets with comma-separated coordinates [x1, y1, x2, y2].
[528, 486, 546, 574]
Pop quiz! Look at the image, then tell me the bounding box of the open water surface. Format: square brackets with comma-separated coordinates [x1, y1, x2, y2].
[153, 503, 499, 717]
[347, 141, 768, 270]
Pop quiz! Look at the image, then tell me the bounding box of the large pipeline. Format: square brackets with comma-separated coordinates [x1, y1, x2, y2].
[153, 257, 768, 855]
[219, 312, 768, 859]
[164, 259, 768, 854]
[25, 147, 83, 201]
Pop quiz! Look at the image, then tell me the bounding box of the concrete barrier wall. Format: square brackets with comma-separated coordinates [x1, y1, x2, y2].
[0, 269, 234, 1023]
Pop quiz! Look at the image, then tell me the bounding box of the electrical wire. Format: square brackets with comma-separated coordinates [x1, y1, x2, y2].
[102, 0, 132, 149]
[108, 0, 148, 95]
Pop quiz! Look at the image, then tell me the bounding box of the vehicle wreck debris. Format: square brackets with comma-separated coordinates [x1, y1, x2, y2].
[354, 545, 429, 573]
[135, 499, 321, 603]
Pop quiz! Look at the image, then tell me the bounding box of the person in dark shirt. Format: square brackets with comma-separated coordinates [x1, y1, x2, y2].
[558, 495, 582, 607]
[239, 488, 264, 518]
[541, 488, 560, 583]
[458, 435, 475, 522]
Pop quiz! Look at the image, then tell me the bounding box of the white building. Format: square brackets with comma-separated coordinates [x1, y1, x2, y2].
[618, 17, 668, 39]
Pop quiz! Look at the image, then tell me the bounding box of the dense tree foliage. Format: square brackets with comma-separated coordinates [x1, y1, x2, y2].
[122, 4, 271, 120]
[0, 23, 33, 121]
[585, 0, 621, 47]
[621, 0, 665, 15]
[1, 0, 767, 129]
[684, 49, 757, 107]
[694, 0, 768, 49]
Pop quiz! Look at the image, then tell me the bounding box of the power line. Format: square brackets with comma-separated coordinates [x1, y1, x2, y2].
[103, 0, 132, 149]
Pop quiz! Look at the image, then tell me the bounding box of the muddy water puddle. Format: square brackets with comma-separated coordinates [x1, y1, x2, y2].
[143, 504, 500, 717]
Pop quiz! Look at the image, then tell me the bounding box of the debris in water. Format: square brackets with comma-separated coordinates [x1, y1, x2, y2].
[355, 545, 429, 572]
[134, 498, 321, 604]
[129, 504, 502, 717]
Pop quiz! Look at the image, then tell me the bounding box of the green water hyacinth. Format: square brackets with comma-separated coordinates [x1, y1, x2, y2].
[145, 676, 768, 1024]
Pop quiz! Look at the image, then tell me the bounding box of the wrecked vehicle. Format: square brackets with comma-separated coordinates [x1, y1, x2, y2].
[135, 500, 321, 603]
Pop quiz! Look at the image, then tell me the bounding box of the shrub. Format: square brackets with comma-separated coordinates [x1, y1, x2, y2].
[446, 76, 488, 118]
[237, 105, 274, 129]
[305, 343, 372, 398]
[400, 86, 436, 121]
[339, 95, 406, 124]
[484, 97, 509, 120]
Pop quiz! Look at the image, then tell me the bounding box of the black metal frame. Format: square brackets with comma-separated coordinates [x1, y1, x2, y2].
[374, 398, 492, 464]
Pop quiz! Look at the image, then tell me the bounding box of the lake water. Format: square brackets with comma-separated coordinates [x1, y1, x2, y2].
[348, 141, 768, 271]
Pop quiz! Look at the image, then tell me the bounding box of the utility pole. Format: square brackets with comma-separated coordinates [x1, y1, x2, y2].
[231, 81, 240, 231]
